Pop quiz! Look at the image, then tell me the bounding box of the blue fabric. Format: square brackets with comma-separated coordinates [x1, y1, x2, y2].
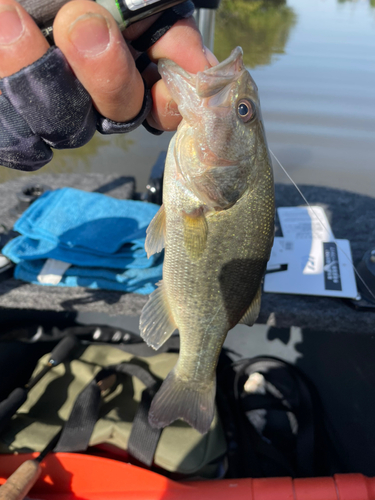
[13, 259, 163, 295]
[2, 188, 163, 294]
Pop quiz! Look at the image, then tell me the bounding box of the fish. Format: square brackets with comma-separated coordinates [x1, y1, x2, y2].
[139, 46, 275, 435]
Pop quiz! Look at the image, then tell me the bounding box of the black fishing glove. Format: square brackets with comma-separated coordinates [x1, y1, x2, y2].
[0, 1, 194, 172]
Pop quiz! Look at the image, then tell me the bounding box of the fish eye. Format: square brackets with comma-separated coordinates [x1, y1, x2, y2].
[237, 99, 256, 123]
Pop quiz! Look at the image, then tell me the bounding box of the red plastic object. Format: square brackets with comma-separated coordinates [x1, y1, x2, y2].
[0, 453, 374, 500]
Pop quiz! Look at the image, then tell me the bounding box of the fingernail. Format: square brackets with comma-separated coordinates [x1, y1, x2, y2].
[68, 13, 110, 56]
[203, 46, 219, 67]
[0, 5, 24, 45]
[167, 99, 180, 117]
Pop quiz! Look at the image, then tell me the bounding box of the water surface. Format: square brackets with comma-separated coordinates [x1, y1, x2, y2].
[1, 0, 374, 198]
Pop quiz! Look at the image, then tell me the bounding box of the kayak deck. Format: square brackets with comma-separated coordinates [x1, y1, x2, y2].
[0, 453, 374, 500]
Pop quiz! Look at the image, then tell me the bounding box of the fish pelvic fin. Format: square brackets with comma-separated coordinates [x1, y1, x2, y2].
[140, 280, 177, 350]
[145, 204, 166, 258]
[148, 368, 216, 435]
[182, 208, 208, 261]
[239, 285, 262, 326]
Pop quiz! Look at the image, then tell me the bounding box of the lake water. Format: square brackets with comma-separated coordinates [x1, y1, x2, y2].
[0, 0, 374, 198]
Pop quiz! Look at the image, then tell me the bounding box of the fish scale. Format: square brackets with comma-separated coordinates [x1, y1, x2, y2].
[140, 47, 275, 434]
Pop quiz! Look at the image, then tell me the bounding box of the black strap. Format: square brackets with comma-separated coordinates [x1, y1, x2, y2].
[142, 119, 164, 136]
[111, 362, 161, 466]
[240, 394, 294, 413]
[127, 388, 161, 465]
[96, 79, 152, 135]
[54, 368, 111, 452]
[134, 54, 165, 136]
[112, 362, 159, 389]
[55, 362, 161, 467]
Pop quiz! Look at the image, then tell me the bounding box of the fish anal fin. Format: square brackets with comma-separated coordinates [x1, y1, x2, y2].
[148, 368, 216, 435]
[239, 286, 262, 326]
[139, 280, 177, 350]
[182, 209, 208, 261]
[145, 205, 166, 258]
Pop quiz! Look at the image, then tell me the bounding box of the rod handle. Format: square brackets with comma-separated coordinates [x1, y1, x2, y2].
[0, 460, 41, 500]
[0, 388, 27, 434]
[48, 334, 79, 366]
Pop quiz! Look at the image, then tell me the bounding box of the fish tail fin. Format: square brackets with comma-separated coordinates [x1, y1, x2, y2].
[149, 369, 216, 435]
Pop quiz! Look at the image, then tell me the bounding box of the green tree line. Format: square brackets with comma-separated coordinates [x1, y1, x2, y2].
[214, 0, 297, 68]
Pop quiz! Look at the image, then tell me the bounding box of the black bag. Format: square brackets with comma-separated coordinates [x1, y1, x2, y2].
[217, 352, 341, 478]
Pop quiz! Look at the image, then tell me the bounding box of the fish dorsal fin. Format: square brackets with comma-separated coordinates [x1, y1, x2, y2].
[182, 209, 208, 261]
[239, 286, 262, 326]
[145, 205, 166, 258]
[139, 280, 177, 350]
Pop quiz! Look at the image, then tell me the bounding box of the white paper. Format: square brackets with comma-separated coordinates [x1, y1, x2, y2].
[37, 259, 71, 285]
[278, 206, 334, 241]
[267, 238, 294, 265]
[264, 237, 358, 299]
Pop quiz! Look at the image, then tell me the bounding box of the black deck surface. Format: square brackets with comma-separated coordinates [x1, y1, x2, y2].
[0, 174, 374, 334]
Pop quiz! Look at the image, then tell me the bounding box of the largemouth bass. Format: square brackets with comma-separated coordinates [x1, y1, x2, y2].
[140, 47, 275, 435]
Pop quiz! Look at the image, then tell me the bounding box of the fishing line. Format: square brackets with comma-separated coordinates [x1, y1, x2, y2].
[269, 148, 375, 303]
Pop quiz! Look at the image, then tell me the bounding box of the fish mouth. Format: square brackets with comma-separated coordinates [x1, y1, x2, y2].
[196, 47, 247, 98]
[158, 47, 250, 117]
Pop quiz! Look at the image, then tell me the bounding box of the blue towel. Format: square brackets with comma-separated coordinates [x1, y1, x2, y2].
[3, 188, 163, 294]
[14, 259, 163, 295]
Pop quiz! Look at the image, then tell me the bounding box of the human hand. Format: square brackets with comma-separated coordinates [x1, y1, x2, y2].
[0, 0, 218, 133]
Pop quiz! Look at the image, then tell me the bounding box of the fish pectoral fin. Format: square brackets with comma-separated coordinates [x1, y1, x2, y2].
[239, 286, 262, 326]
[148, 368, 216, 435]
[182, 209, 208, 261]
[140, 280, 177, 350]
[145, 204, 166, 258]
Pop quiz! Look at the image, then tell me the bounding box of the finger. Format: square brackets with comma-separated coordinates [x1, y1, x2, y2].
[0, 0, 49, 78]
[148, 79, 181, 131]
[147, 17, 219, 131]
[149, 17, 217, 73]
[53, 0, 144, 123]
